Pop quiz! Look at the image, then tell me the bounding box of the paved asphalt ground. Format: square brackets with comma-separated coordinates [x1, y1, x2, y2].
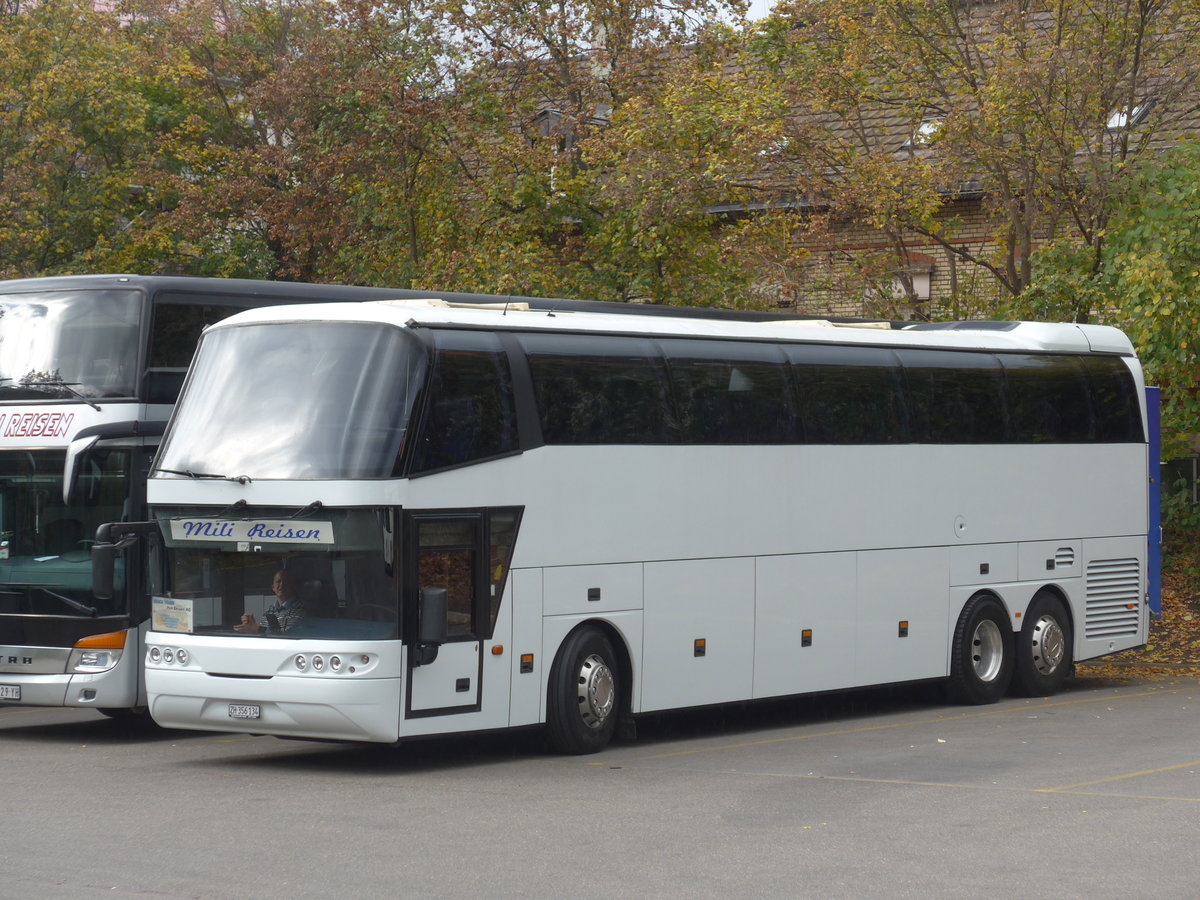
[1, 677, 1198, 899]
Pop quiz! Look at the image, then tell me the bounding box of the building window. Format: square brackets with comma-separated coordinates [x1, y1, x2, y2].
[902, 116, 943, 150]
[1106, 99, 1154, 132]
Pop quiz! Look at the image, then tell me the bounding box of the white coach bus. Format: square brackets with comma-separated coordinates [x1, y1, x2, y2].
[112, 300, 1152, 752]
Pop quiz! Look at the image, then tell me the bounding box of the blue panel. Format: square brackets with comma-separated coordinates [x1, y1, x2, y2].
[1146, 386, 1162, 617]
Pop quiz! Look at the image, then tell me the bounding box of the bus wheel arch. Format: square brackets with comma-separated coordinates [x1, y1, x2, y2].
[1011, 587, 1073, 697]
[947, 592, 1014, 705]
[545, 622, 628, 755]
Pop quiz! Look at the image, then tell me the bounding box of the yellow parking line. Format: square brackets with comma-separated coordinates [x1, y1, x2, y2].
[1039, 759, 1200, 793]
[676, 770, 1200, 804]
[1039, 789, 1200, 803]
[623, 687, 1181, 761]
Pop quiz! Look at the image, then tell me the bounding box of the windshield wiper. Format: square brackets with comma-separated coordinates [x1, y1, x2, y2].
[154, 468, 252, 484]
[290, 500, 323, 518]
[41, 587, 98, 616]
[15, 376, 101, 411]
[6, 584, 99, 617]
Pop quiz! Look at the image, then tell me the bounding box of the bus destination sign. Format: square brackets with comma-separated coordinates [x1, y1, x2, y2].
[169, 519, 335, 545]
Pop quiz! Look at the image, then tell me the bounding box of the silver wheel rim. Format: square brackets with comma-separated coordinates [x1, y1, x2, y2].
[1030, 614, 1066, 675]
[576, 653, 615, 730]
[971, 618, 1004, 683]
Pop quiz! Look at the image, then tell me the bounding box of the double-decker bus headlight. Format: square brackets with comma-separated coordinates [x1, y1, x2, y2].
[71, 650, 120, 671]
[149, 647, 162, 663]
[294, 655, 307, 671]
[68, 630, 127, 673]
[329, 655, 342, 672]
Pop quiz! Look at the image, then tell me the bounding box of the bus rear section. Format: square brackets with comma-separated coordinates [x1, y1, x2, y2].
[128, 302, 1150, 751]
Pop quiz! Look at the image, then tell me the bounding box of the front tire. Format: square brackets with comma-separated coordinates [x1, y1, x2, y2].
[1012, 591, 1072, 697]
[546, 627, 620, 755]
[947, 595, 1013, 704]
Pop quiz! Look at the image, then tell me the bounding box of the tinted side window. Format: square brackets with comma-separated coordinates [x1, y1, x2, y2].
[1082, 356, 1143, 442]
[899, 350, 1007, 443]
[411, 331, 517, 472]
[416, 517, 479, 639]
[786, 344, 909, 443]
[147, 302, 254, 403]
[487, 508, 521, 631]
[660, 339, 796, 444]
[149, 304, 243, 367]
[1001, 354, 1094, 442]
[520, 333, 676, 444]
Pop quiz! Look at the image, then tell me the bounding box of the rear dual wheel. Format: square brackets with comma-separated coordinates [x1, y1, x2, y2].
[1012, 590, 1072, 697]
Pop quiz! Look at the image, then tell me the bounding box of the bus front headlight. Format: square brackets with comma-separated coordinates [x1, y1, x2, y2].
[68, 630, 128, 673]
[73, 650, 120, 670]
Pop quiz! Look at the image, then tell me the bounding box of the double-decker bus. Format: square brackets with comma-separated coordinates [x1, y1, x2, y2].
[117, 300, 1153, 752]
[1, 274, 593, 719]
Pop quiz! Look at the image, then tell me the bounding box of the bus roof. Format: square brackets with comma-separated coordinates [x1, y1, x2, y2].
[0, 275, 845, 325]
[206, 298, 1136, 357]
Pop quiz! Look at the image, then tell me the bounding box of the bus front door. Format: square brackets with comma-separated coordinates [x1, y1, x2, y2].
[404, 513, 485, 718]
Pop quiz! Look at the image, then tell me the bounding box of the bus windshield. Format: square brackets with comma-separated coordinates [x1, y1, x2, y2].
[151, 507, 398, 640]
[0, 289, 143, 400]
[0, 448, 131, 615]
[156, 322, 425, 480]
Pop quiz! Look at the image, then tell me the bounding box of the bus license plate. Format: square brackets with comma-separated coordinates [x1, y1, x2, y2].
[0, 685, 20, 701]
[228, 704, 260, 720]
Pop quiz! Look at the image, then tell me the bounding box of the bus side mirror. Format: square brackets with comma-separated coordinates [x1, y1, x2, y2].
[413, 587, 448, 666]
[419, 587, 448, 644]
[91, 542, 117, 600]
[90, 521, 156, 601]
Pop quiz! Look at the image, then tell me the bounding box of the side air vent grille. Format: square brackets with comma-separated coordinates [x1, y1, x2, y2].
[1055, 547, 1075, 568]
[1085, 558, 1141, 639]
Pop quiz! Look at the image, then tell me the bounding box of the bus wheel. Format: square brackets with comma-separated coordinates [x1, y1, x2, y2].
[1012, 591, 1072, 697]
[947, 596, 1013, 704]
[546, 627, 619, 755]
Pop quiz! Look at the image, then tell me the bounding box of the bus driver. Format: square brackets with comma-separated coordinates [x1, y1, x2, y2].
[235, 570, 306, 634]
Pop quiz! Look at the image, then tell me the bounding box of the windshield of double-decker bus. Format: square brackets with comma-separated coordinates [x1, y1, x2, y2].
[157, 322, 424, 479]
[151, 508, 399, 639]
[0, 290, 142, 399]
[0, 449, 131, 615]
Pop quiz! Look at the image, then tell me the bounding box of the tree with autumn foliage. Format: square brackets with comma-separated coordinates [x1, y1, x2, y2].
[570, 34, 789, 306]
[426, 0, 770, 303]
[746, 0, 1200, 318]
[0, 0, 208, 276]
[90, 0, 470, 284]
[34, 0, 772, 305]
